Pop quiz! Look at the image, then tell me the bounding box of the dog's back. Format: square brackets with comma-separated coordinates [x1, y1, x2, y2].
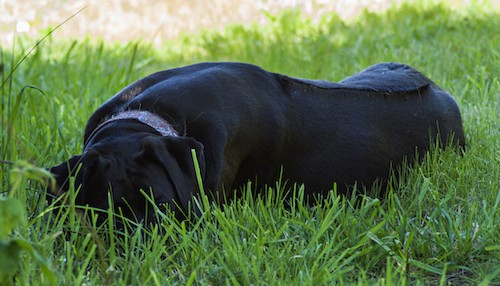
[273, 63, 464, 193]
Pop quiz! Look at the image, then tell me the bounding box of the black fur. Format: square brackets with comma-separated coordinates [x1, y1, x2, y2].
[49, 62, 465, 223]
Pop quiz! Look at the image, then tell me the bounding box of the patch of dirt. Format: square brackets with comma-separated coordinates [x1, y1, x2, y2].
[0, 0, 497, 46]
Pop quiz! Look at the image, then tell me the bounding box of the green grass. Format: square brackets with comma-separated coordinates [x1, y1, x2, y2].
[1, 1, 499, 285]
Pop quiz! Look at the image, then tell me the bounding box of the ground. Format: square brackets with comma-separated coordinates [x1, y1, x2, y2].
[1, 0, 497, 45]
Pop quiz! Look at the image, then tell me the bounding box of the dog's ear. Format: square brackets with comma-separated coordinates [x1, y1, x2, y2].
[141, 136, 206, 218]
[49, 155, 82, 196]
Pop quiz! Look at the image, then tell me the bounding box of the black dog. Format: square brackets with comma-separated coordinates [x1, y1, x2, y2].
[49, 62, 465, 223]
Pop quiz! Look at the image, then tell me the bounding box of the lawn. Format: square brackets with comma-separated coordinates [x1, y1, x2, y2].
[1, 1, 499, 285]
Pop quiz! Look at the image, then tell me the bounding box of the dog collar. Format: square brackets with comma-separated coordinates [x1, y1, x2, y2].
[108, 110, 178, 137]
[85, 110, 178, 146]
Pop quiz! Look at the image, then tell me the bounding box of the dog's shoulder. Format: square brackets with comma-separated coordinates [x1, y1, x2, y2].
[83, 62, 272, 141]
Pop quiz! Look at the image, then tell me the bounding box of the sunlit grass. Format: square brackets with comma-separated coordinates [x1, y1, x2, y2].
[1, 1, 499, 284]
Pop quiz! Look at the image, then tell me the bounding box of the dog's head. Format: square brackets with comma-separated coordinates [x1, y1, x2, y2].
[49, 122, 205, 225]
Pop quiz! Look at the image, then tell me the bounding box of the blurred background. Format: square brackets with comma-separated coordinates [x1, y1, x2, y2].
[3, 0, 496, 46]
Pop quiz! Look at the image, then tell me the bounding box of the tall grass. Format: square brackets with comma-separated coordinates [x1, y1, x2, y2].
[1, 1, 499, 284]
